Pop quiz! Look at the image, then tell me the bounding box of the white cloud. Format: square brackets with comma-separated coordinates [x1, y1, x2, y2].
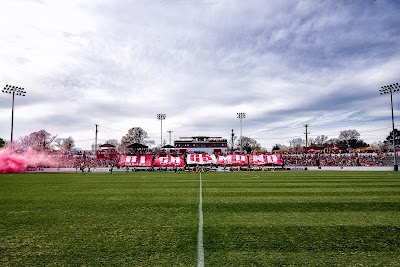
[1, 0, 400, 150]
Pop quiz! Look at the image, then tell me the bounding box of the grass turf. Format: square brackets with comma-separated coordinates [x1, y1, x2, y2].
[1, 171, 400, 266]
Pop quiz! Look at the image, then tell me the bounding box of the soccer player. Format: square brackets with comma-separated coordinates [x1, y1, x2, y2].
[109, 165, 114, 175]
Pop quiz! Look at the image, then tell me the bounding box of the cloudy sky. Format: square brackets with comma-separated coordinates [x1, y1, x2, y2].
[1, 0, 399, 151]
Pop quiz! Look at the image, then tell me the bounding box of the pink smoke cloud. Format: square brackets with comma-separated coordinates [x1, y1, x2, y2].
[0, 145, 58, 173]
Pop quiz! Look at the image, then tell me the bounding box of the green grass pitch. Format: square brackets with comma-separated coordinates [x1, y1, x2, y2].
[1, 171, 400, 266]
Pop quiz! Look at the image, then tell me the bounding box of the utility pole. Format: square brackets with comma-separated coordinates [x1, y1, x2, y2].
[304, 124, 310, 151]
[167, 130, 173, 145]
[95, 124, 98, 156]
[231, 129, 234, 153]
[304, 124, 310, 170]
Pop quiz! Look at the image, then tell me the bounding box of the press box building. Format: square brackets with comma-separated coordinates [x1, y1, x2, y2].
[174, 136, 228, 154]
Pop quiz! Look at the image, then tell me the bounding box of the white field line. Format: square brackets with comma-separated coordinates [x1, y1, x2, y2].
[198, 172, 205, 267]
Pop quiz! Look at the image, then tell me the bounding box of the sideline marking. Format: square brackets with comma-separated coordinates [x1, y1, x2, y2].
[198, 172, 205, 267]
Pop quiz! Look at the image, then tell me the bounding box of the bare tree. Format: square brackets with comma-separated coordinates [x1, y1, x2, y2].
[288, 138, 304, 149]
[121, 127, 155, 146]
[54, 137, 75, 151]
[63, 137, 75, 150]
[18, 130, 57, 150]
[104, 139, 119, 147]
[97, 139, 121, 153]
[338, 129, 361, 148]
[326, 138, 338, 146]
[338, 130, 360, 141]
[235, 136, 261, 153]
[272, 143, 289, 151]
[313, 135, 329, 146]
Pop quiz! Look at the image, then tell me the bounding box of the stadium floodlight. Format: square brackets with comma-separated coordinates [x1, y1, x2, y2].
[379, 82, 400, 171]
[2, 85, 26, 142]
[237, 112, 246, 152]
[157, 114, 166, 147]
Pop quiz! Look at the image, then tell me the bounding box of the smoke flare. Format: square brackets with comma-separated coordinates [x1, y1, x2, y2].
[0, 145, 58, 173]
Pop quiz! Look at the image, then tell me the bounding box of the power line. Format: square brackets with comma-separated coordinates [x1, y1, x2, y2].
[255, 135, 303, 141]
[74, 138, 95, 142]
[96, 124, 126, 132]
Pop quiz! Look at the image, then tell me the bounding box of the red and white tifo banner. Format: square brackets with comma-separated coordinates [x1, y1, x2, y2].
[186, 154, 216, 165]
[152, 155, 185, 167]
[216, 154, 248, 166]
[118, 155, 153, 167]
[249, 154, 283, 165]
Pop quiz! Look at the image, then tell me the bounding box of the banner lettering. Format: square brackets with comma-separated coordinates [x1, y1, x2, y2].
[118, 154, 282, 167]
[118, 154, 152, 167]
[186, 154, 216, 165]
[249, 154, 282, 165]
[216, 154, 248, 166]
[153, 155, 185, 167]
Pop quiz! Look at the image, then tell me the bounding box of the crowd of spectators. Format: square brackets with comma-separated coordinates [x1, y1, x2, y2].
[282, 153, 390, 167]
[51, 154, 119, 169]
[48, 152, 393, 168]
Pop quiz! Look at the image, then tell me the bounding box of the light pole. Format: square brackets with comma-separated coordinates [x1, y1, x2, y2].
[2, 85, 26, 142]
[380, 83, 400, 171]
[237, 112, 246, 152]
[157, 114, 166, 147]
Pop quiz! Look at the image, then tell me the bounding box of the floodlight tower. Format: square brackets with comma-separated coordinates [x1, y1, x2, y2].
[157, 114, 166, 147]
[380, 82, 400, 171]
[2, 85, 26, 142]
[237, 112, 246, 152]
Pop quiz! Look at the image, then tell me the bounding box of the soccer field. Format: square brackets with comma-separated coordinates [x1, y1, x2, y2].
[1, 171, 400, 266]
